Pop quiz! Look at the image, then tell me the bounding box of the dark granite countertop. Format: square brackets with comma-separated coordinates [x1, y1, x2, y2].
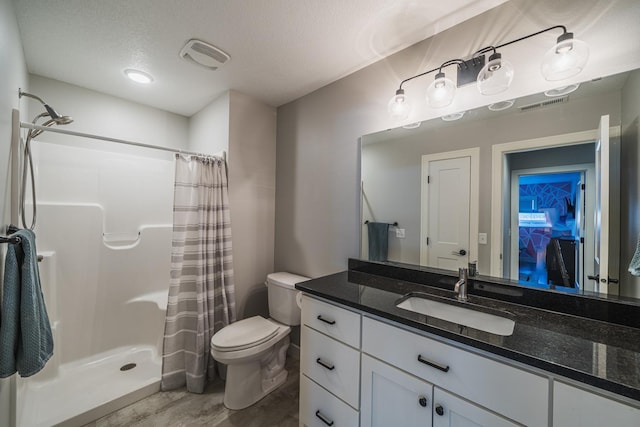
[295, 268, 640, 403]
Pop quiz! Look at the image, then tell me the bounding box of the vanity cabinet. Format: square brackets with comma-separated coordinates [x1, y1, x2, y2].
[553, 381, 640, 426]
[299, 295, 362, 426]
[361, 353, 520, 427]
[362, 317, 545, 426]
[362, 317, 548, 426]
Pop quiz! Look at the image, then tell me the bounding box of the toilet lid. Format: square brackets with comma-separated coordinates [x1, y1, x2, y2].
[211, 316, 280, 351]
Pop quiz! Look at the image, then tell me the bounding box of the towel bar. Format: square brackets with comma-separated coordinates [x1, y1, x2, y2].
[0, 235, 21, 244]
[364, 220, 399, 227]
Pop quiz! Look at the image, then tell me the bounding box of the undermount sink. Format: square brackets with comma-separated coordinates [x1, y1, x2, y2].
[396, 293, 516, 336]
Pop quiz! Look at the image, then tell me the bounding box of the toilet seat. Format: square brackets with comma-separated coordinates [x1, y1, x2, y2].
[211, 316, 280, 352]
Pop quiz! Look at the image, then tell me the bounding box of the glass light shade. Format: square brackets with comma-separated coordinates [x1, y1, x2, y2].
[544, 83, 580, 97]
[477, 54, 514, 95]
[387, 90, 411, 121]
[441, 111, 465, 121]
[541, 37, 589, 81]
[426, 74, 455, 108]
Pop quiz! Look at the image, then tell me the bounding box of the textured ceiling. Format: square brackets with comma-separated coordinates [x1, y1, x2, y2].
[13, 0, 508, 116]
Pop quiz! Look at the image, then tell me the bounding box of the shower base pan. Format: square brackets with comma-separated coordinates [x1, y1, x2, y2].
[17, 346, 161, 427]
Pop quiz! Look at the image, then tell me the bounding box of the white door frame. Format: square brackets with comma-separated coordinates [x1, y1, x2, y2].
[490, 127, 621, 277]
[421, 147, 480, 268]
[509, 164, 595, 288]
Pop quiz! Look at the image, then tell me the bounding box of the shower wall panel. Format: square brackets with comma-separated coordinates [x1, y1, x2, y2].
[29, 141, 174, 365]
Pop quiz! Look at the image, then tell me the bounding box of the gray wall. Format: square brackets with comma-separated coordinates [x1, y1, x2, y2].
[0, 0, 28, 424]
[275, 0, 640, 279]
[190, 90, 277, 321]
[228, 91, 277, 320]
[621, 69, 640, 297]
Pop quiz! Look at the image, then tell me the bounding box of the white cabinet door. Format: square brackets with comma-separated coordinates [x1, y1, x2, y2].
[553, 381, 640, 427]
[361, 354, 433, 427]
[433, 388, 519, 427]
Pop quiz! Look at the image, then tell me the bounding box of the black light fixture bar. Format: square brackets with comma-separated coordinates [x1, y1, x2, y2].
[394, 25, 571, 92]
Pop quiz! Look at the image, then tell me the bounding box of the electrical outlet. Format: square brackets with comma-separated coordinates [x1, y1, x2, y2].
[396, 228, 405, 239]
[478, 233, 487, 244]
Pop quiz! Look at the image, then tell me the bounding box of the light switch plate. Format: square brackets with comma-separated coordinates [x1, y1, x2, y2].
[396, 228, 405, 239]
[479, 233, 487, 244]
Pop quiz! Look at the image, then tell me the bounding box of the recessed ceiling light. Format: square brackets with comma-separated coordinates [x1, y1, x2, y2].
[544, 83, 580, 97]
[488, 99, 515, 111]
[124, 69, 154, 84]
[441, 111, 465, 122]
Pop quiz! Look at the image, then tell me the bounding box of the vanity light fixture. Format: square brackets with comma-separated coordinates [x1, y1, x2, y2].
[387, 25, 588, 120]
[124, 69, 154, 84]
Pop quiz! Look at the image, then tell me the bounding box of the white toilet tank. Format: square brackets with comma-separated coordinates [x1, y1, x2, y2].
[266, 272, 309, 326]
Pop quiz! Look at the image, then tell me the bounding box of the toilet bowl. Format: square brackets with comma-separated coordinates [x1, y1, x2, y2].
[210, 272, 309, 410]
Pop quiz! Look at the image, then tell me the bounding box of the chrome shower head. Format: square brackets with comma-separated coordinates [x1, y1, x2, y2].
[19, 89, 74, 125]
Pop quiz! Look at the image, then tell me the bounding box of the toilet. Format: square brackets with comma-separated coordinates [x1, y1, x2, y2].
[210, 272, 309, 410]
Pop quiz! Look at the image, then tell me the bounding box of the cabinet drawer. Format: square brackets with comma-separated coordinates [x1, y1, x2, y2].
[302, 295, 361, 348]
[300, 374, 360, 427]
[362, 317, 548, 427]
[302, 325, 360, 409]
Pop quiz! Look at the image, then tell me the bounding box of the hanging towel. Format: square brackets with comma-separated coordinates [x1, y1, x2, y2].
[0, 229, 53, 377]
[629, 233, 640, 277]
[367, 222, 390, 262]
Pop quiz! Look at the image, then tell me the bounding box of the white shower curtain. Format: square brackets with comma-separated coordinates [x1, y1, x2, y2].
[161, 154, 236, 393]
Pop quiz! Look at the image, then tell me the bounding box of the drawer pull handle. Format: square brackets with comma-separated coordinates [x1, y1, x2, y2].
[315, 410, 335, 426]
[417, 354, 450, 373]
[317, 315, 336, 325]
[316, 357, 335, 371]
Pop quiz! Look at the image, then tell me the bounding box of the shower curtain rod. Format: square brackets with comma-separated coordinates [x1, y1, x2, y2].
[20, 122, 226, 160]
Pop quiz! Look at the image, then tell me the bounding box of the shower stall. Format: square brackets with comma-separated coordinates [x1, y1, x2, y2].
[8, 105, 210, 426]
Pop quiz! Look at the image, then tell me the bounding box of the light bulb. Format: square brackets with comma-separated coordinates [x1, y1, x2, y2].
[426, 72, 455, 108]
[477, 53, 514, 95]
[387, 89, 411, 122]
[541, 33, 589, 81]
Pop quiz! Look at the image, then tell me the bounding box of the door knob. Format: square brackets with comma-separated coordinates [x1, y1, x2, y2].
[451, 249, 467, 256]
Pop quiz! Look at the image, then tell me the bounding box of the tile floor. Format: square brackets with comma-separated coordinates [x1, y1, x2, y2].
[83, 358, 300, 427]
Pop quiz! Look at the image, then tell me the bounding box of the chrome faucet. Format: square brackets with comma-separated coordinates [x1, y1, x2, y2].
[454, 267, 469, 302]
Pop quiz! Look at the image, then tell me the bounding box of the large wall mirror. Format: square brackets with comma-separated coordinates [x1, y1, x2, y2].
[360, 67, 640, 298]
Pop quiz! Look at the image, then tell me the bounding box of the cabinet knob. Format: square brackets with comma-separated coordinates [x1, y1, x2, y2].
[435, 404, 444, 416]
[418, 395, 428, 407]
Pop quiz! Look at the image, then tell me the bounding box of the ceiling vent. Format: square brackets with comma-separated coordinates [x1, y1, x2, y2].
[519, 96, 569, 112]
[180, 39, 230, 71]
